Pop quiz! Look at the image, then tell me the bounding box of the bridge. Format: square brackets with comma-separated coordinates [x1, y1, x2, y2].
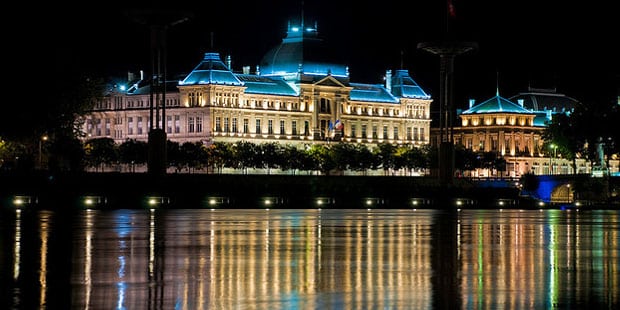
[520, 174, 619, 205]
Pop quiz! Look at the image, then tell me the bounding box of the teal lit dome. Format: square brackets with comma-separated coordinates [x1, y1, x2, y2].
[509, 87, 580, 114]
[259, 20, 348, 79]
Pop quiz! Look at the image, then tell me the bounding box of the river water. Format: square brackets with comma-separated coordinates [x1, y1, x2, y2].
[1, 207, 619, 309]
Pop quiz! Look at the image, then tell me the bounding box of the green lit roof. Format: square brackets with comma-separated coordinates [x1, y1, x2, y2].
[462, 91, 535, 115]
[389, 70, 431, 99]
[350, 83, 398, 103]
[179, 53, 243, 86]
[259, 21, 348, 78]
[237, 74, 298, 96]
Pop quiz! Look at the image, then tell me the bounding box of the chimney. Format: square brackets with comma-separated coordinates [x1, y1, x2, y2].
[256, 65, 260, 76]
[140, 70, 144, 80]
[243, 66, 250, 74]
[226, 55, 232, 70]
[469, 99, 475, 108]
[385, 70, 392, 92]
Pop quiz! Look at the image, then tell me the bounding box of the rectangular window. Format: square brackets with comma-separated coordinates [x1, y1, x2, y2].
[304, 121, 309, 135]
[215, 117, 221, 132]
[232, 118, 238, 133]
[105, 119, 111, 136]
[166, 116, 172, 134]
[413, 127, 418, 141]
[256, 119, 261, 134]
[361, 125, 367, 138]
[174, 115, 180, 133]
[383, 125, 388, 139]
[268, 119, 273, 134]
[188, 117, 195, 133]
[280, 120, 285, 134]
[224, 117, 229, 132]
[137, 117, 143, 135]
[96, 119, 102, 136]
[128, 117, 134, 135]
[372, 126, 378, 139]
[351, 124, 357, 138]
[393, 127, 398, 140]
[420, 128, 425, 141]
[243, 119, 249, 133]
[292, 120, 297, 135]
[406, 127, 412, 140]
[196, 117, 202, 132]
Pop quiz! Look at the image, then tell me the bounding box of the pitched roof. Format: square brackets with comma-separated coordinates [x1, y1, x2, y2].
[237, 75, 298, 96]
[179, 53, 243, 86]
[462, 91, 535, 115]
[350, 83, 398, 103]
[389, 70, 431, 99]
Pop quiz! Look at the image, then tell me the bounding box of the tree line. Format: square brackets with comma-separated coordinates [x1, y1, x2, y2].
[80, 138, 513, 176]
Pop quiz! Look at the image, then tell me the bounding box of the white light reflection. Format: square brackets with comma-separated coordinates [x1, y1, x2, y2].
[117, 255, 126, 309]
[84, 210, 95, 309]
[149, 209, 155, 276]
[13, 209, 22, 281]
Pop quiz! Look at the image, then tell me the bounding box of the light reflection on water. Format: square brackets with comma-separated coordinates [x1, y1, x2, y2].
[1, 208, 619, 309]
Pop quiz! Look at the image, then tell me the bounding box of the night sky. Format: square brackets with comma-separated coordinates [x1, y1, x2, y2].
[17, 1, 620, 110]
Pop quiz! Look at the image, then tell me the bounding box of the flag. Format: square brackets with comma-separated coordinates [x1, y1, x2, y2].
[328, 120, 334, 132]
[448, 0, 456, 18]
[334, 119, 344, 130]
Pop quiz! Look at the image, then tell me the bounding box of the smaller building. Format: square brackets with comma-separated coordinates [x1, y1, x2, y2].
[442, 88, 618, 177]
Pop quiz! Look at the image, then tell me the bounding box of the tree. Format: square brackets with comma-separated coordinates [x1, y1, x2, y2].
[373, 143, 396, 175]
[306, 144, 335, 175]
[84, 138, 118, 171]
[454, 144, 477, 176]
[542, 112, 583, 174]
[119, 139, 148, 172]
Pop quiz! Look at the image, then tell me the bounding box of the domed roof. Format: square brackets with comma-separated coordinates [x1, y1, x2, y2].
[259, 21, 348, 79]
[509, 87, 580, 114]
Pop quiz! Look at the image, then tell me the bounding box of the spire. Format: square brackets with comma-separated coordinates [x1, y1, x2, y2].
[496, 71, 500, 97]
[301, 0, 304, 28]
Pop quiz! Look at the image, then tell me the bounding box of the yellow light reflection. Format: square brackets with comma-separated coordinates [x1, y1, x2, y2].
[39, 211, 52, 309]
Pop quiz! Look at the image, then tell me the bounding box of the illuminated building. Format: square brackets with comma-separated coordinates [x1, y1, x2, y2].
[444, 87, 619, 177]
[81, 20, 432, 148]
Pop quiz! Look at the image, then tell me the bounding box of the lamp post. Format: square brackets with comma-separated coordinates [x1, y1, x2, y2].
[550, 144, 557, 175]
[38, 135, 48, 169]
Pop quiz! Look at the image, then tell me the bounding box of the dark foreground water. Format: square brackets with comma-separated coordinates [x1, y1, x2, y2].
[1, 207, 619, 309]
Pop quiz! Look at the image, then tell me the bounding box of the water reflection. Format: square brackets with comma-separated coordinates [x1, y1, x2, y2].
[1, 208, 619, 309]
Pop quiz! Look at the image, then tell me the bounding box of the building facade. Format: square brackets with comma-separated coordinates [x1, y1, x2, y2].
[443, 88, 619, 177]
[81, 21, 432, 150]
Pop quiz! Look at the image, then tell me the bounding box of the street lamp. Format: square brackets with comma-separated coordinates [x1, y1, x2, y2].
[39, 135, 48, 169]
[549, 144, 557, 175]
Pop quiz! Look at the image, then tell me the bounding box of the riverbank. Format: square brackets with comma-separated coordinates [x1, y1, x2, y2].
[0, 171, 616, 210]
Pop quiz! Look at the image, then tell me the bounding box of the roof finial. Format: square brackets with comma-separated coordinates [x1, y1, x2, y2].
[496, 70, 500, 97]
[301, 0, 304, 28]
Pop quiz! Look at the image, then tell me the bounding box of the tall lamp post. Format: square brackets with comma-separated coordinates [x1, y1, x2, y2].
[38, 135, 48, 169]
[549, 144, 557, 175]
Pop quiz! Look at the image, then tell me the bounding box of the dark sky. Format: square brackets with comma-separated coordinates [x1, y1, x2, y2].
[20, 0, 620, 110]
